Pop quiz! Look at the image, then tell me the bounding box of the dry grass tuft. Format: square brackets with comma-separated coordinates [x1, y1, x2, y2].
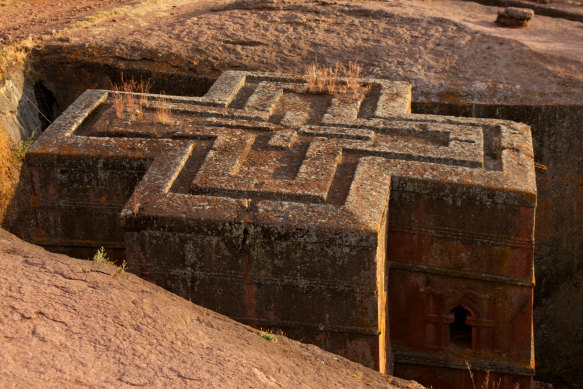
[305, 63, 321, 93]
[304, 60, 365, 96]
[465, 361, 504, 389]
[125, 93, 138, 117]
[110, 85, 125, 119]
[346, 61, 363, 95]
[305, 61, 339, 94]
[155, 96, 173, 125]
[109, 73, 152, 120]
[0, 37, 37, 83]
[326, 61, 341, 95]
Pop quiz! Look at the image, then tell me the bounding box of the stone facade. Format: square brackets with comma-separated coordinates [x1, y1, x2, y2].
[24, 71, 536, 389]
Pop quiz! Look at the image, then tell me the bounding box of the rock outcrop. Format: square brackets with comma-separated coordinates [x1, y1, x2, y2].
[496, 7, 535, 27]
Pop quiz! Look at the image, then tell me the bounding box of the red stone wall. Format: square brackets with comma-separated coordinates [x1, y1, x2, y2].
[387, 187, 534, 388]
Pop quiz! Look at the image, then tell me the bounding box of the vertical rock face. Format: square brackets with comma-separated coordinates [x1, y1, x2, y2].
[413, 102, 583, 388]
[0, 66, 41, 227]
[22, 71, 537, 389]
[529, 105, 583, 388]
[0, 68, 41, 144]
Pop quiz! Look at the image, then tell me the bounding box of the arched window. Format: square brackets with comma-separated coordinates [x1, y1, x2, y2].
[449, 305, 472, 349]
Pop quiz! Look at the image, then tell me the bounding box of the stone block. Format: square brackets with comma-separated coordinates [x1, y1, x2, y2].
[24, 70, 537, 388]
[496, 7, 535, 28]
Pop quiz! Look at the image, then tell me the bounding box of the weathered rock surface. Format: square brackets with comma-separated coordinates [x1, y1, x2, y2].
[496, 7, 535, 27]
[505, 6, 535, 19]
[0, 227, 425, 388]
[534, 276, 583, 387]
[34, 0, 583, 106]
[0, 65, 40, 143]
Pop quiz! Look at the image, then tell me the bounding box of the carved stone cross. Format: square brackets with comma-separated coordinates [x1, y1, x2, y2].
[25, 71, 536, 387]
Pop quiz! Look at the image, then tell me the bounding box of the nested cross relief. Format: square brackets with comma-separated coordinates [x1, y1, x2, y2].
[35, 71, 533, 231]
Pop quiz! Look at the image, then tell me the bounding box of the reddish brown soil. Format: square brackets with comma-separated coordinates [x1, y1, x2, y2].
[0, 0, 140, 39]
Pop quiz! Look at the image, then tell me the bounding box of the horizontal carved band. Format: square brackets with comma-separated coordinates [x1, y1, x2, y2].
[389, 261, 534, 287]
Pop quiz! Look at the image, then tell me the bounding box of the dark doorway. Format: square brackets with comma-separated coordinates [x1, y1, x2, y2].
[449, 305, 472, 349]
[33, 82, 57, 131]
